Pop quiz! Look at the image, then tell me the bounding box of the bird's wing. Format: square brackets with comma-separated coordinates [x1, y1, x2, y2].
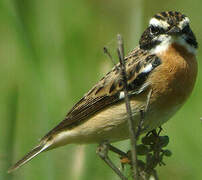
[42, 48, 161, 139]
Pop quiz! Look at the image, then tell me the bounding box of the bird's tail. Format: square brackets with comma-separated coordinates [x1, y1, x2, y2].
[7, 141, 51, 173]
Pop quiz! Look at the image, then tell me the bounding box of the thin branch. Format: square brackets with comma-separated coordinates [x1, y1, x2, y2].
[97, 143, 127, 180]
[108, 144, 128, 157]
[103, 47, 117, 67]
[117, 34, 139, 180]
[136, 89, 152, 138]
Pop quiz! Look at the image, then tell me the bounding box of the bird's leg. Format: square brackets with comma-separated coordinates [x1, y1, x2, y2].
[136, 89, 152, 138]
[96, 142, 128, 180]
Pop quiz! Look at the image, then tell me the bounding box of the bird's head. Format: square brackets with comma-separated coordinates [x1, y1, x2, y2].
[139, 11, 198, 54]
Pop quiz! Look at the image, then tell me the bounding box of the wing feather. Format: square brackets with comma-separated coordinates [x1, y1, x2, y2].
[42, 48, 161, 139]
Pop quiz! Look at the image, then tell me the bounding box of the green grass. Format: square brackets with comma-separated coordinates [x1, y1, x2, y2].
[1, 0, 202, 180]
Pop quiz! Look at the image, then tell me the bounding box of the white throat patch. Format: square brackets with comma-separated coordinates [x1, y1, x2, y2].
[150, 35, 172, 54]
[150, 35, 196, 55]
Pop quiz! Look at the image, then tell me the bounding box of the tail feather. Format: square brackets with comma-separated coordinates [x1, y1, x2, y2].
[8, 143, 50, 173]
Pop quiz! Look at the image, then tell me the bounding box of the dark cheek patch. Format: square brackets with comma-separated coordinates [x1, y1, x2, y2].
[140, 39, 161, 50]
[139, 27, 162, 50]
[186, 30, 198, 49]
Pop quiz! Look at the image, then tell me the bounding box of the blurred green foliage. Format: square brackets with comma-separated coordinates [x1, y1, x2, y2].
[0, 0, 202, 180]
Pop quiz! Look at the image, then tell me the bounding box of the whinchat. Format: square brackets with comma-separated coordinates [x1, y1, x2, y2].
[8, 11, 198, 173]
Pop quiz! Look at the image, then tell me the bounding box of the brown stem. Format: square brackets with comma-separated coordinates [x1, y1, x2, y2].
[117, 34, 139, 180]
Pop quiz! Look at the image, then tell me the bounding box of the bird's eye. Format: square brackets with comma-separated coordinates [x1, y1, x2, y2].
[150, 26, 161, 35]
[182, 25, 190, 34]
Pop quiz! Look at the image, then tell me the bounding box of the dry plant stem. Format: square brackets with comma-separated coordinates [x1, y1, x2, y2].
[103, 47, 117, 67]
[97, 143, 128, 180]
[117, 34, 139, 180]
[108, 144, 128, 157]
[137, 89, 152, 138]
[136, 110, 145, 138]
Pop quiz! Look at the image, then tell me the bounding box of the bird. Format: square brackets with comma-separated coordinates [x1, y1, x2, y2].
[8, 11, 198, 173]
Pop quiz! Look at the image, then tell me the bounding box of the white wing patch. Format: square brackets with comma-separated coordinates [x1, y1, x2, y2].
[142, 64, 153, 73]
[119, 91, 125, 99]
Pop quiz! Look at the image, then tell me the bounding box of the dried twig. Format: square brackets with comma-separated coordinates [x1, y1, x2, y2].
[103, 47, 117, 67]
[103, 35, 171, 180]
[96, 142, 127, 180]
[117, 34, 139, 180]
[102, 35, 172, 180]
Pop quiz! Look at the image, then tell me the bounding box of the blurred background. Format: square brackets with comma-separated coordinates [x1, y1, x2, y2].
[1, 0, 202, 179]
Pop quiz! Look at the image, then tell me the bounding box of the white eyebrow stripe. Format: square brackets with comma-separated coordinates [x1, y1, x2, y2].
[178, 17, 190, 29]
[149, 18, 169, 29]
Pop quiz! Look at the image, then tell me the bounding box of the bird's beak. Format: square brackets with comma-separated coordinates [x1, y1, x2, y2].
[167, 26, 181, 35]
